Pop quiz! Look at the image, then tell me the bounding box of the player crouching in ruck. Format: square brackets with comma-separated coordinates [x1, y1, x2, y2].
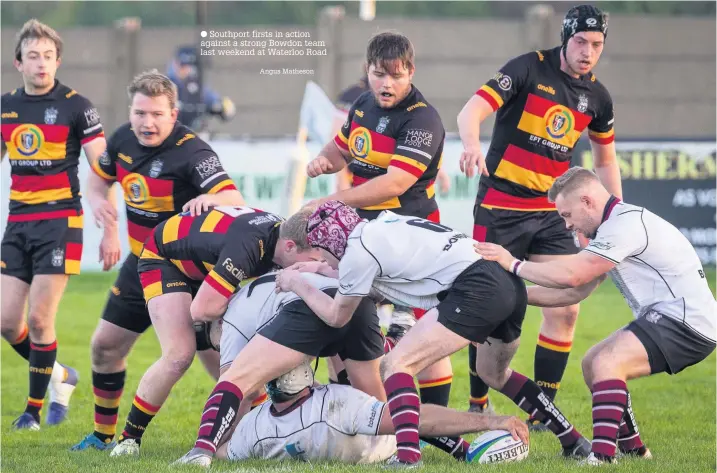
[215, 361, 528, 464]
[476, 167, 716, 465]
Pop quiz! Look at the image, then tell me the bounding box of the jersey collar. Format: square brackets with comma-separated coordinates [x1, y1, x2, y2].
[601, 195, 621, 223]
[270, 388, 314, 417]
[21, 79, 60, 100]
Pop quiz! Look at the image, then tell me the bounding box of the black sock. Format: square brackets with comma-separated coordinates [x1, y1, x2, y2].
[468, 344, 490, 408]
[534, 334, 572, 402]
[26, 340, 58, 421]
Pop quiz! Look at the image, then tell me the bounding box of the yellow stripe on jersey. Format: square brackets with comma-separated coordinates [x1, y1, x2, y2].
[479, 85, 504, 109]
[162, 215, 182, 244]
[91, 159, 114, 181]
[200, 210, 224, 232]
[207, 179, 234, 194]
[10, 188, 73, 205]
[7, 141, 67, 161]
[68, 215, 83, 228]
[207, 270, 235, 293]
[494, 159, 556, 193]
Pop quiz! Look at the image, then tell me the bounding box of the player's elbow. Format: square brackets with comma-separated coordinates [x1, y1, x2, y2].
[562, 271, 586, 288]
[191, 296, 226, 322]
[218, 189, 245, 206]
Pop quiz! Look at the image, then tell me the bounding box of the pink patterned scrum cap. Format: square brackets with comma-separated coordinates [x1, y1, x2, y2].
[306, 200, 362, 260]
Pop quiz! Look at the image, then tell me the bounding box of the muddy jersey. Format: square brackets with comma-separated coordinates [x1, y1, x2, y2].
[475, 47, 614, 211]
[334, 86, 445, 218]
[91, 122, 237, 256]
[1, 80, 105, 220]
[143, 206, 283, 299]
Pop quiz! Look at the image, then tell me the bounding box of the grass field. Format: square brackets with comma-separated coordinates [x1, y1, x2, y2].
[1, 271, 715, 473]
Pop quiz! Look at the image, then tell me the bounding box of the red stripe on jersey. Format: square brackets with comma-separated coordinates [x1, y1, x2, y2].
[523, 93, 592, 131]
[502, 145, 570, 178]
[1, 123, 70, 143]
[213, 214, 235, 234]
[589, 134, 615, 145]
[7, 209, 81, 222]
[477, 89, 500, 111]
[177, 215, 195, 240]
[334, 134, 349, 151]
[205, 273, 234, 298]
[127, 220, 154, 248]
[139, 269, 163, 289]
[348, 121, 397, 154]
[65, 242, 83, 260]
[116, 166, 174, 197]
[352, 175, 369, 186]
[11, 172, 70, 191]
[81, 131, 104, 145]
[482, 188, 555, 210]
[180, 260, 206, 280]
[390, 159, 424, 178]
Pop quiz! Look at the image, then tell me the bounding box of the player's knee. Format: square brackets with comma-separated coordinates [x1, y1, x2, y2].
[91, 331, 123, 366]
[0, 323, 23, 342]
[542, 304, 580, 331]
[581, 352, 595, 384]
[26, 311, 53, 338]
[163, 352, 194, 377]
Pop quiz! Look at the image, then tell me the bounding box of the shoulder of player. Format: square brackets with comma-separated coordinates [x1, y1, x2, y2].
[587, 75, 612, 99]
[1, 89, 20, 104]
[599, 202, 644, 229]
[401, 99, 443, 131]
[353, 90, 373, 108]
[57, 84, 95, 107]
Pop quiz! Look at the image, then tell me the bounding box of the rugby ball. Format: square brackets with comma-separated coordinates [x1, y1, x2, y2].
[466, 430, 529, 464]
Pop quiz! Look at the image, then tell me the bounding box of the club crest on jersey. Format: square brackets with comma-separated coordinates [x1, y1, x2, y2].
[51, 248, 64, 267]
[349, 127, 371, 159]
[44, 107, 58, 124]
[376, 116, 390, 133]
[149, 159, 164, 178]
[123, 173, 149, 205]
[11, 124, 44, 157]
[544, 105, 575, 140]
[577, 94, 588, 113]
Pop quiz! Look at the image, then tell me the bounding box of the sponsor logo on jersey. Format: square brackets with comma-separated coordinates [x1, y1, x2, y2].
[376, 116, 390, 133]
[354, 110, 364, 118]
[99, 151, 111, 166]
[406, 101, 427, 112]
[258, 240, 265, 259]
[84, 107, 100, 126]
[51, 248, 64, 267]
[166, 281, 187, 288]
[248, 214, 283, 226]
[544, 105, 575, 140]
[404, 129, 433, 148]
[494, 73, 512, 91]
[111, 286, 121, 296]
[1, 111, 18, 119]
[349, 127, 372, 159]
[176, 133, 196, 146]
[194, 155, 222, 179]
[589, 240, 614, 251]
[118, 152, 133, 164]
[223, 258, 247, 280]
[65, 90, 77, 98]
[537, 84, 556, 95]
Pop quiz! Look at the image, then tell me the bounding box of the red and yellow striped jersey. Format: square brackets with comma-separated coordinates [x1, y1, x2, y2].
[143, 206, 283, 299]
[475, 47, 615, 211]
[334, 86, 445, 219]
[91, 122, 238, 256]
[1, 80, 105, 221]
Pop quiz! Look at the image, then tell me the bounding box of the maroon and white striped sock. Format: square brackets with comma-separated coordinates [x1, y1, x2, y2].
[591, 379, 628, 459]
[194, 381, 243, 454]
[384, 372, 421, 464]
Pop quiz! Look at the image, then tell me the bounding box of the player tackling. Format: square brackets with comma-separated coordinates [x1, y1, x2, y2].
[475, 167, 716, 465]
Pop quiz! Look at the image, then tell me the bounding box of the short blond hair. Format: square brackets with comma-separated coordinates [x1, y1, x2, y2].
[279, 205, 316, 251]
[547, 166, 600, 202]
[15, 19, 63, 62]
[127, 69, 178, 109]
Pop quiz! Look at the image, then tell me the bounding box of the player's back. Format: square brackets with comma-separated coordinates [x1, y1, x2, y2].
[228, 385, 395, 463]
[345, 211, 480, 309]
[603, 202, 716, 340]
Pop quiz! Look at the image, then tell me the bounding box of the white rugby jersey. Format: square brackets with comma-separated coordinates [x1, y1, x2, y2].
[227, 384, 396, 464]
[338, 211, 481, 309]
[220, 272, 339, 369]
[585, 200, 716, 342]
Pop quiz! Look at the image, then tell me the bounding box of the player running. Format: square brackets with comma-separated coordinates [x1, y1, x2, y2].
[475, 167, 716, 465]
[70, 70, 244, 451]
[216, 361, 528, 464]
[304, 31, 454, 425]
[457, 4, 622, 420]
[108, 205, 321, 457]
[1, 19, 106, 429]
[275, 201, 592, 467]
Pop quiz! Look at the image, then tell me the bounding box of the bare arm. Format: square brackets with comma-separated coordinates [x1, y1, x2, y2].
[591, 140, 622, 199]
[319, 140, 351, 175]
[527, 275, 606, 307]
[457, 94, 494, 151]
[279, 272, 363, 328]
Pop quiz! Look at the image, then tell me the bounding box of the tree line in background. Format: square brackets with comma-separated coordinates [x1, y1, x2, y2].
[2, 1, 715, 27]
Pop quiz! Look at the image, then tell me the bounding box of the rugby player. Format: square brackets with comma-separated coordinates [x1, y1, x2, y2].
[1, 19, 106, 429]
[457, 4, 622, 420]
[108, 205, 321, 457]
[475, 167, 716, 465]
[216, 362, 528, 464]
[304, 32, 456, 437]
[274, 201, 591, 466]
[71, 70, 244, 451]
[173, 271, 385, 467]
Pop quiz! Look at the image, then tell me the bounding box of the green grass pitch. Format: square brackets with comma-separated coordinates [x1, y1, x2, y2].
[2, 271, 715, 473]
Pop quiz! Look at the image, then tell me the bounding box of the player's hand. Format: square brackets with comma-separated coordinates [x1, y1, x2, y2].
[459, 145, 488, 178]
[285, 260, 337, 278]
[474, 242, 514, 271]
[183, 194, 219, 217]
[92, 200, 118, 228]
[99, 229, 121, 271]
[275, 269, 302, 293]
[492, 415, 529, 445]
[307, 156, 334, 178]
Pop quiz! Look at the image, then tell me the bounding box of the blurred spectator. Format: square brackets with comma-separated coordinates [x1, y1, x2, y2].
[166, 45, 236, 135]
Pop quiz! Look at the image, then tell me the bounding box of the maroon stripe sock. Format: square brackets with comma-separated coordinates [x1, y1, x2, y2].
[499, 370, 582, 447]
[591, 379, 628, 459]
[384, 373, 421, 464]
[194, 381, 243, 453]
